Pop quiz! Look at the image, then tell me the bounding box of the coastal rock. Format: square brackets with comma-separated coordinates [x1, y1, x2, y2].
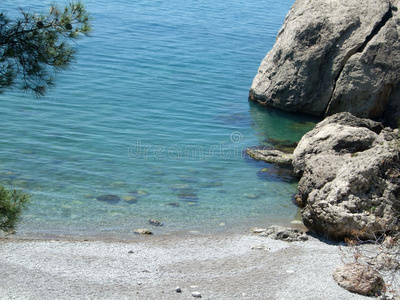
[246, 148, 293, 166]
[258, 225, 308, 242]
[134, 229, 153, 235]
[333, 263, 384, 296]
[249, 0, 400, 126]
[293, 113, 400, 240]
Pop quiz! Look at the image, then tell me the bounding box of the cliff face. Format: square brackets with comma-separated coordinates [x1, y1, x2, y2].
[249, 0, 400, 127]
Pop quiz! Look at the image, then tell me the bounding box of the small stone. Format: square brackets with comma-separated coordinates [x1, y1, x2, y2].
[192, 292, 201, 298]
[167, 202, 180, 207]
[134, 229, 153, 235]
[148, 219, 163, 227]
[251, 227, 267, 234]
[176, 287, 182, 293]
[251, 245, 268, 250]
[128, 250, 134, 254]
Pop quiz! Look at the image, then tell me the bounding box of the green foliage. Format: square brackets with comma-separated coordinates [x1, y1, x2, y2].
[0, 2, 91, 96]
[0, 185, 30, 232]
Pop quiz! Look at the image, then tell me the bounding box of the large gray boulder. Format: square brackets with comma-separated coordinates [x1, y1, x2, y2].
[293, 113, 400, 240]
[249, 0, 400, 126]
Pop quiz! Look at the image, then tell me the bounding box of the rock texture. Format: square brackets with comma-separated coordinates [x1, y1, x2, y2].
[246, 148, 293, 166]
[249, 0, 400, 126]
[251, 225, 308, 242]
[293, 113, 400, 240]
[333, 263, 384, 296]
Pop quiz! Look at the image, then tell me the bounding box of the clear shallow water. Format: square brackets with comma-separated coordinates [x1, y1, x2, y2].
[0, 0, 319, 236]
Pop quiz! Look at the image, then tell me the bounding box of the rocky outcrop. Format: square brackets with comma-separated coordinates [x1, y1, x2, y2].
[293, 113, 400, 240]
[246, 148, 293, 166]
[249, 0, 400, 127]
[251, 226, 308, 242]
[333, 263, 384, 296]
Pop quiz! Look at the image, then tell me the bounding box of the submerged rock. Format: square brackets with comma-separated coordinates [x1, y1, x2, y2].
[246, 148, 293, 166]
[293, 113, 400, 240]
[96, 194, 121, 204]
[333, 263, 384, 296]
[257, 165, 297, 184]
[123, 195, 137, 204]
[264, 138, 298, 154]
[249, 0, 400, 126]
[177, 190, 198, 202]
[148, 219, 163, 227]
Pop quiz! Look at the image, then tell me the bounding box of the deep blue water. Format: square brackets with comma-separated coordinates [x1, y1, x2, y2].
[0, 0, 318, 236]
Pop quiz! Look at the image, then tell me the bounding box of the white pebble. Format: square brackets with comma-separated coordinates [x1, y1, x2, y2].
[192, 291, 202, 298]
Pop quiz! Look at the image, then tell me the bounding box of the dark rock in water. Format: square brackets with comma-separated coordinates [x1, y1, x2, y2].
[333, 263, 384, 296]
[123, 195, 137, 204]
[289, 121, 316, 132]
[149, 219, 164, 227]
[264, 138, 298, 154]
[167, 202, 180, 207]
[256, 165, 297, 184]
[96, 194, 121, 204]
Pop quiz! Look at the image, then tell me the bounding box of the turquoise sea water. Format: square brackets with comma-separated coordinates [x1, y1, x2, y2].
[0, 0, 319, 236]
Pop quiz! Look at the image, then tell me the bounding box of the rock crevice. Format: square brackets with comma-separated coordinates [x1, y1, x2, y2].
[325, 3, 395, 116]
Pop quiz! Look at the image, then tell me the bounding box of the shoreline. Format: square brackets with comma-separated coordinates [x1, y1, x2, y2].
[2, 219, 308, 243]
[0, 230, 372, 299]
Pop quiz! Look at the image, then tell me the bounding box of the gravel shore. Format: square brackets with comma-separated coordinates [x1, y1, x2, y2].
[0, 232, 374, 299]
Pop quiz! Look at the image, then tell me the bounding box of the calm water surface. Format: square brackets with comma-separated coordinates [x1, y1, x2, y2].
[0, 0, 319, 236]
